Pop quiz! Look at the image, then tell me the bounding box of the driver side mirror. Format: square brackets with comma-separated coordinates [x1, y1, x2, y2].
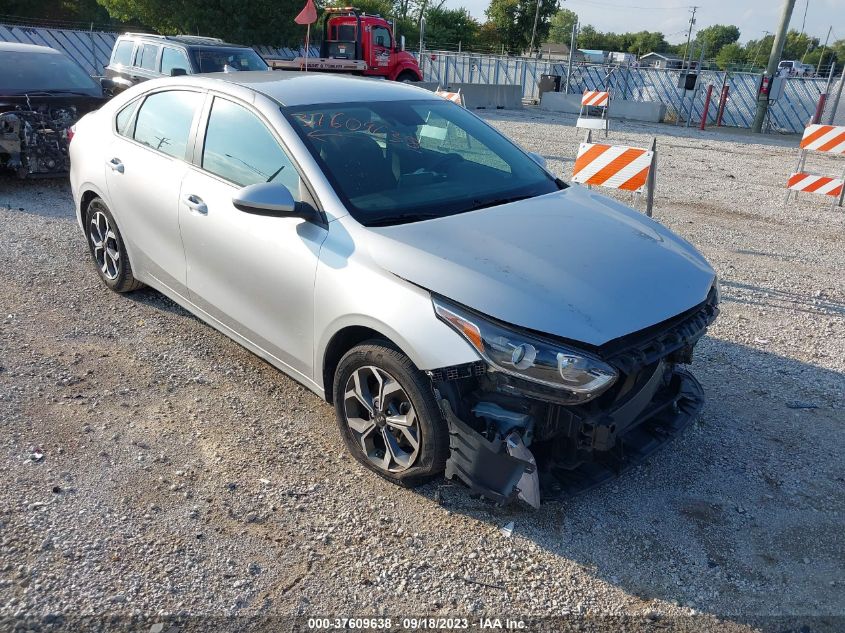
[170, 67, 188, 76]
[232, 182, 321, 223]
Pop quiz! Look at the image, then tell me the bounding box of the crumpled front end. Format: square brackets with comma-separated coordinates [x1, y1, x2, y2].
[430, 289, 719, 507]
[0, 105, 79, 178]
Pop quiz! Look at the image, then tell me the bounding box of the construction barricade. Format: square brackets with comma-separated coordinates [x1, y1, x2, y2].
[434, 87, 464, 107]
[786, 124, 845, 208]
[576, 90, 610, 136]
[572, 130, 658, 217]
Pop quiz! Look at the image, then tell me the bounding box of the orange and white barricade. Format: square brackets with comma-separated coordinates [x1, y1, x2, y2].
[576, 90, 610, 136]
[785, 124, 845, 208]
[435, 87, 464, 107]
[572, 131, 658, 216]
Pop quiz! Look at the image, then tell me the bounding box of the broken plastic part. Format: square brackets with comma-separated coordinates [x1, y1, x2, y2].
[504, 432, 540, 509]
[439, 398, 534, 506]
[472, 401, 534, 446]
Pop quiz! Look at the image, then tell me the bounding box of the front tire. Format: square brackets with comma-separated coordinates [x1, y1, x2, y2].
[333, 341, 449, 487]
[396, 71, 419, 83]
[84, 197, 144, 293]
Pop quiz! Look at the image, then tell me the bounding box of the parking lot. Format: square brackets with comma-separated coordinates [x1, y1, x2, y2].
[1, 110, 844, 630]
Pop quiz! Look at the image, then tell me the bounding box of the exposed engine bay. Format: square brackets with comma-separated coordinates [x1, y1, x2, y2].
[430, 289, 720, 508]
[0, 104, 79, 178]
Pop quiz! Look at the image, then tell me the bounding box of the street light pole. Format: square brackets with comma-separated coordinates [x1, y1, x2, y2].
[752, 0, 796, 133]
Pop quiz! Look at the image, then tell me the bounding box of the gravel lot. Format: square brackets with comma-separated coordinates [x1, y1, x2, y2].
[1, 110, 844, 632]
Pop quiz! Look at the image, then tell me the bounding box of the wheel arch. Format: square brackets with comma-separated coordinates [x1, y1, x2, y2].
[77, 184, 109, 228]
[321, 324, 408, 404]
[392, 65, 423, 82]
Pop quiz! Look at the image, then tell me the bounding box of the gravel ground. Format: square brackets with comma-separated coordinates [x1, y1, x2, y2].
[1, 110, 844, 632]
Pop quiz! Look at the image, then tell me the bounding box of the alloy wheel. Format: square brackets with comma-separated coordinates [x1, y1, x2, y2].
[343, 366, 421, 472]
[89, 210, 120, 280]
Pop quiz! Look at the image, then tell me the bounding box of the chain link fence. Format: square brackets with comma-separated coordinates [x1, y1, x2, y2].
[420, 51, 844, 133]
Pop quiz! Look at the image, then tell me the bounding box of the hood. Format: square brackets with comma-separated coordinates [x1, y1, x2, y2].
[0, 94, 104, 115]
[364, 186, 716, 347]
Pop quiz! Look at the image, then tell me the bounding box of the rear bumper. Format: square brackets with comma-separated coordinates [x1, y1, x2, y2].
[439, 366, 704, 505]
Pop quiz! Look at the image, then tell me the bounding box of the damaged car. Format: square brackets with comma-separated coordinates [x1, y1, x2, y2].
[1, 42, 104, 178]
[69, 73, 718, 507]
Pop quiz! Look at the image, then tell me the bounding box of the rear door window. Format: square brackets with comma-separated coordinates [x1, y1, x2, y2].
[161, 48, 191, 75]
[133, 90, 203, 160]
[112, 40, 134, 66]
[138, 44, 160, 71]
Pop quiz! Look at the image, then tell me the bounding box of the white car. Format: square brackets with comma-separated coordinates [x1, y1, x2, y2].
[69, 72, 719, 506]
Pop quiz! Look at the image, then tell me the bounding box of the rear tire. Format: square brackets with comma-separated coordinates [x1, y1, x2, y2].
[84, 197, 144, 293]
[333, 340, 448, 487]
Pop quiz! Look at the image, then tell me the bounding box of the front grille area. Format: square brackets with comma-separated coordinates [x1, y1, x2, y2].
[428, 361, 487, 382]
[601, 288, 720, 375]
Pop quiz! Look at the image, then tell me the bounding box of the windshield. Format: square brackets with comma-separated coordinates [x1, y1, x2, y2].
[0, 50, 100, 95]
[284, 100, 561, 225]
[190, 47, 269, 73]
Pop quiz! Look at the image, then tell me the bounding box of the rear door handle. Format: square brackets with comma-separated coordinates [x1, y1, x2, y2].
[107, 158, 124, 173]
[183, 194, 208, 215]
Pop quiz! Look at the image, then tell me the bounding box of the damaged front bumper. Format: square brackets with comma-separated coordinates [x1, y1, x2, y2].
[439, 366, 703, 507]
[433, 290, 718, 508]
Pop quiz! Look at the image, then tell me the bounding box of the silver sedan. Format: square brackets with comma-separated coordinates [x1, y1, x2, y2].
[69, 72, 718, 506]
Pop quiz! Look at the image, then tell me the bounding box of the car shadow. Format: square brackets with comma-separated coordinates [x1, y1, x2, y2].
[412, 337, 845, 626]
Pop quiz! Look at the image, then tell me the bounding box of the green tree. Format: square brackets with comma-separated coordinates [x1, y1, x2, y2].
[423, 6, 479, 49]
[97, 0, 315, 45]
[627, 31, 668, 55]
[485, 0, 559, 54]
[694, 24, 740, 57]
[783, 29, 817, 60]
[715, 42, 745, 69]
[3, 0, 115, 25]
[547, 7, 576, 44]
[576, 24, 601, 49]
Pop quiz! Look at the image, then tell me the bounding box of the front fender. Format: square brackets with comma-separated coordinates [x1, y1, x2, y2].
[313, 223, 480, 393]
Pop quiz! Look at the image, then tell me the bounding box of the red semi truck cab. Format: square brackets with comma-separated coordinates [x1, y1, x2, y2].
[269, 7, 422, 82]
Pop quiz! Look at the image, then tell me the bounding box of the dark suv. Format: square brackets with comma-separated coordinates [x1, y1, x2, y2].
[102, 33, 270, 96]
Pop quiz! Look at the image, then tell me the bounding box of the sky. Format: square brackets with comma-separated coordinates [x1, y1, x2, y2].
[450, 0, 845, 45]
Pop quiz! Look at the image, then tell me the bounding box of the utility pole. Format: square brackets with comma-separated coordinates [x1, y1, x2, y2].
[681, 6, 698, 71]
[528, 0, 542, 55]
[752, 0, 796, 133]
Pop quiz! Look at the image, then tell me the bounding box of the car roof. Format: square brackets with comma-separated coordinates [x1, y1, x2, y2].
[165, 71, 439, 107]
[0, 42, 62, 54]
[118, 33, 252, 48]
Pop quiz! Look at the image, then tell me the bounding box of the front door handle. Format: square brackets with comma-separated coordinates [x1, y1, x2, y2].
[183, 194, 208, 215]
[107, 158, 124, 174]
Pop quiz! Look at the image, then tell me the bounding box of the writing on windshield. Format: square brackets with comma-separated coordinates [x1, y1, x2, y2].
[291, 111, 421, 152]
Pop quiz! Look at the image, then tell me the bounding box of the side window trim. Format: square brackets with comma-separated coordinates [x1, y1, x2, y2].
[114, 96, 143, 138]
[192, 93, 323, 212]
[120, 88, 207, 162]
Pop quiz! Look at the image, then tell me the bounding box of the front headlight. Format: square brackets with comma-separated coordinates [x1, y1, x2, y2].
[433, 297, 618, 398]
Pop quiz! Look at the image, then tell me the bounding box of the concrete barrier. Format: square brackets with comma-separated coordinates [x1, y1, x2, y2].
[419, 82, 522, 110]
[540, 91, 667, 123]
